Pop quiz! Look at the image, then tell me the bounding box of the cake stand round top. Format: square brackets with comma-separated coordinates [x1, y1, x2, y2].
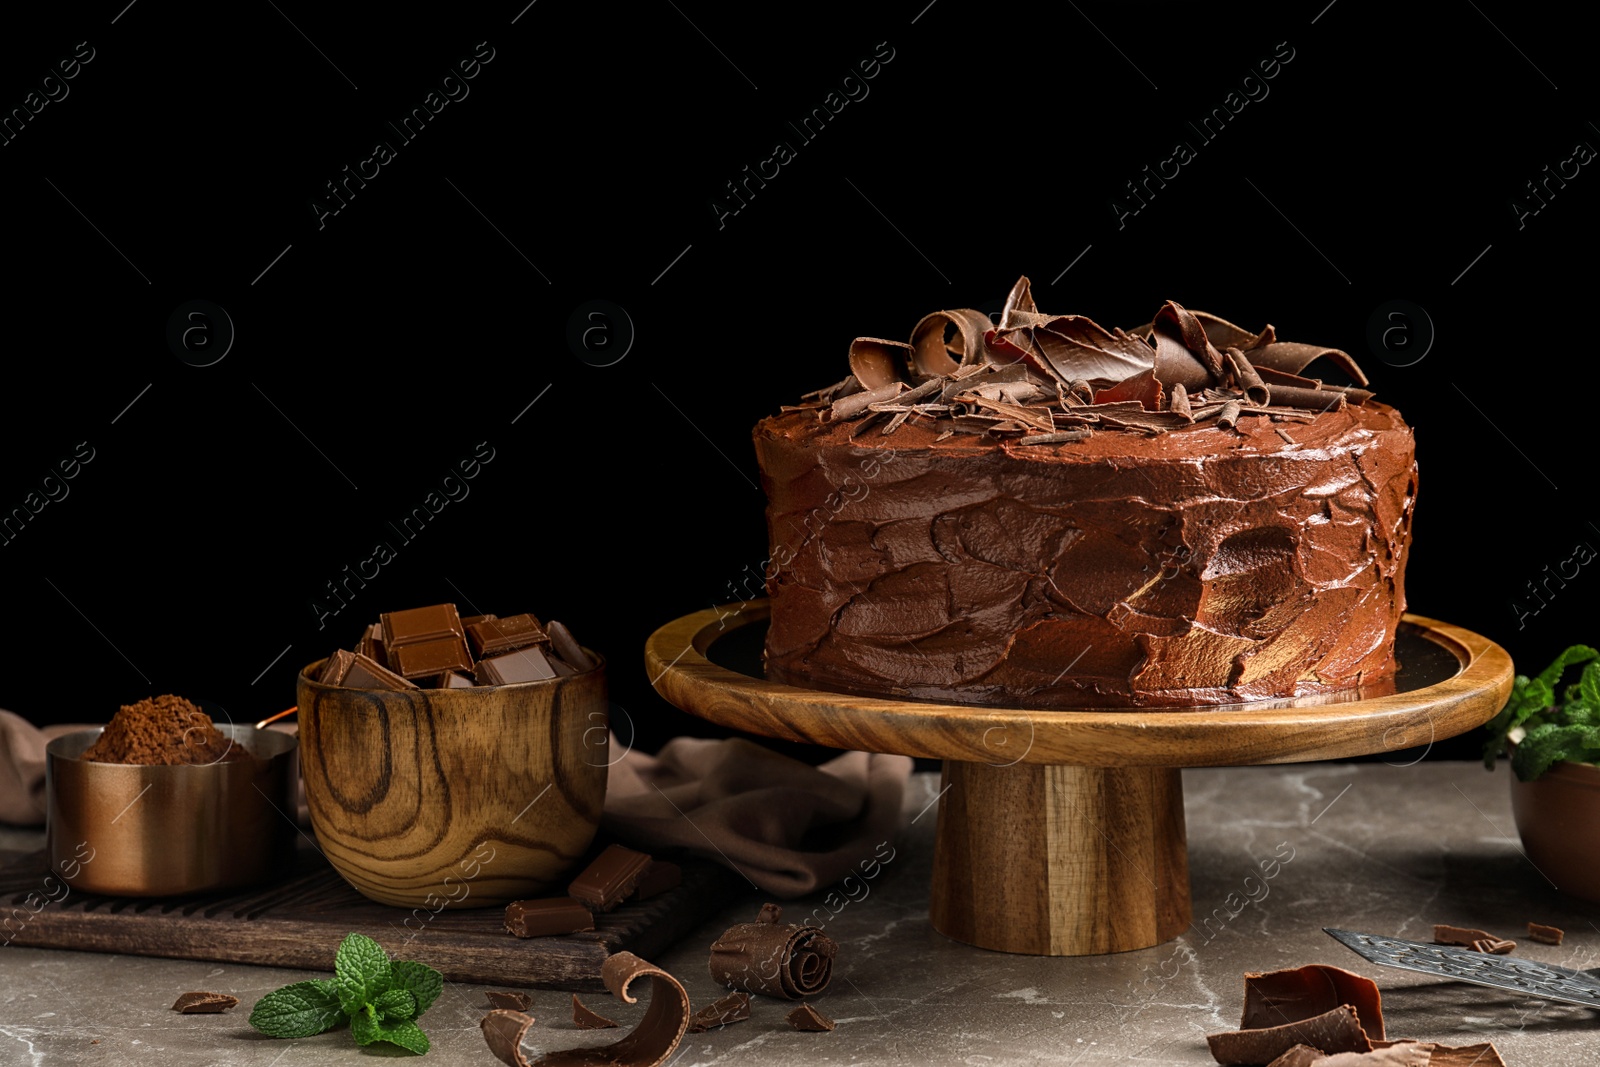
[645, 601, 1513, 768]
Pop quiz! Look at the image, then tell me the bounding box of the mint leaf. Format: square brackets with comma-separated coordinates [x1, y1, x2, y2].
[1581, 660, 1600, 707]
[1535, 645, 1599, 689]
[351, 1007, 383, 1046]
[1512, 723, 1600, 782]
[373, 988, 417, 1022]
[389, 960, 444, 1018]
[333, 932, 392, 1016]
[249, 980, 344, 1039]
[373, 1019, 431, 1054]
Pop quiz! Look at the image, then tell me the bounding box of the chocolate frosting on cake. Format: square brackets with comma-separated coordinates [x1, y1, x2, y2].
[754, 280, 1416, 708]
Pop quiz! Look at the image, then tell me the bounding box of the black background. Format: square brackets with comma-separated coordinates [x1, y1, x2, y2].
[2, 2, 1591, 763]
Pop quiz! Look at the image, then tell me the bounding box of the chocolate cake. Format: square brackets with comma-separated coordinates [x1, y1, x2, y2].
[753, 278, 1416, 708]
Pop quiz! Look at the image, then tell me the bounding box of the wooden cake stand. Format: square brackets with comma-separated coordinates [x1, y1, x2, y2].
[646, 602, 1513, 957]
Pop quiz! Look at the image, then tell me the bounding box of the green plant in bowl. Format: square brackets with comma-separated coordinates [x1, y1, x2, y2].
[1482, 644, 1600, 780]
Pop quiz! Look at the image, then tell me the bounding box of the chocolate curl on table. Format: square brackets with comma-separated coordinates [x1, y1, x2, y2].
[709, 904, 836, 1000]
[571, 994, 618, 1029]
[482, 952, 690, 1067]
[847, 338, 913, 392]
[1241, 965, 1385, 1040]
[910, 308, 992, 377]
[1207, 1004, 1373, 1065]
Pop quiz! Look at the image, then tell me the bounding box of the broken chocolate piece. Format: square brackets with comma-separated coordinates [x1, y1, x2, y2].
[631, 860, 681, 901]
[467, 614, 550, 658]
[568, 845, 653, 912]
[389, 634, 474, 679]
[441, 669, 476, 688]
[480, 953, 689, 1067]
[785, 1003, 835, 1032]
[1241, 964, 1385, 1040]
[503, 897, 595, 938]
[708, 906, 836, 1000]
[571, 994, 618, 1029]
[170, 991, 238, 1013]
[687, 991, 751, 1033]
[1527, 922, 1564, 945]
[546, 619, 595, 670]
[1417, 1042, 1506, 1066]
[354, 622, 386, 667]
[317, 648, 418, 690]
[1207, 1005, 1372, 1066]
[479, 646, 558, 685]
[1313, 1043, 1431, 1065]
[487, 991, 534, 1012]
[1265, 1046, 1325, 1067]
[1432, 924, 1498, 947]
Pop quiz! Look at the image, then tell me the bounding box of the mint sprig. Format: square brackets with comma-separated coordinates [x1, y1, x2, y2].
[248, 933, 442, 1055]
[1483, 645, 1600, 780]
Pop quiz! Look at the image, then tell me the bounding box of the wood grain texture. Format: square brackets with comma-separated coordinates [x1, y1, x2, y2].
[929, 762, 1190, 954]
[0, 846, 745, 991]
[644, 601, 1513, 768]
[297, 659, 609, 908]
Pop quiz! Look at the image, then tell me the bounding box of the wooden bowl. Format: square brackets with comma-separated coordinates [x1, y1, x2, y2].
[296, 656, 608, 909]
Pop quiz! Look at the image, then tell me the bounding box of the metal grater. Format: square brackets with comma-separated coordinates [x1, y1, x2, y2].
[1324, 928, 1600, 1009]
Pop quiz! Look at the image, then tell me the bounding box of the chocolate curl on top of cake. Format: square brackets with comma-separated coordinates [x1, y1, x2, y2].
[792, 276, 1372, 438]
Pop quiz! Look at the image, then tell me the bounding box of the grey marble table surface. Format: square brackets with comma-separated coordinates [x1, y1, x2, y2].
[2, 761, 1596, 1065]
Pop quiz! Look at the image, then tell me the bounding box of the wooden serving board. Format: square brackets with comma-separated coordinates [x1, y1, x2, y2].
[0, 843, 747, 992]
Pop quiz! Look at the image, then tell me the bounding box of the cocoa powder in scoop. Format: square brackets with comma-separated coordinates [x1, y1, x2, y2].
[82, 695, 250, 765]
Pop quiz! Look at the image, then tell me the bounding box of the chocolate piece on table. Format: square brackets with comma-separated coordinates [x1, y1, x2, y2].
[319, 648, 417, 691]
[1417, 1042, 1507, 1066]
[481, 1010, 537, 1067]
[569, 845, 652, 912]
[382, 603, 465, 645]
[546, 620, 595, 671]
[1264, 1045, 1324, 1067]
[171, 991, 238, 1013]
[1527, 922, 1564, 945]
[503, 897, 595, 938]
[1433, 924, 1498, 947]
[467, 614, 549, 658]
[708, 905, 836, 1000]
[389, 634, 473, 679]
[1206, 1005, 1372, 1066]
[485, 991, 533, 1012]
[632, 860, 682, 901]
[572, 993, 618, 1029]
[478, 646, 558, 685]
[1241, 964, 1385, 1040]
[687, 991, 751, 1033]
[440, 669, 476, 689]
[786, 1003, 835, 1032]
[1470, 938, 1516, 955]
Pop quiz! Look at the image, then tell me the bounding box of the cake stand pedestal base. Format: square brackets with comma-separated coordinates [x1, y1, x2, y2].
[929, 761, 1190, 955]
[646, 601, 1513, 957]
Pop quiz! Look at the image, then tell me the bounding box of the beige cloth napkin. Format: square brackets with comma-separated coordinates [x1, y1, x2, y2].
[604, 736, 913, 898]
[2, 711, 912, 899]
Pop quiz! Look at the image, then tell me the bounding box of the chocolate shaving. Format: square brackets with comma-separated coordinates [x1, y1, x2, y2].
[1432, 924, 1498, 947]
[968, 398, 1055, 433]
[847, 338, 911, 392]
[1018, 430, 1092, 445]
[880, 409, 912, 435]
[994, 314, 1155, 385]
[687, 991, 752, 1033]
[1094, 367, 1165, 411]
[487, 991, 534, 1012]
[1250, 340, 1370, 388]
[1469, 937, 1516, 955]
[483, 953, 691, 1067]
[1241, 965, 1385, 1040]
[785, 1003, 835, 1032]
[910, 308, 992, 377]
[1225, 348, 1270, 407]
[1169, 381, 1193, 421]
[1276, 428, 1298, 446]
[1527, 922, 1564, 945]
[1207, 1005, 1372, 1065]
[831, 382, 905, 421]
[572, 994, 618, 1029]
[1269, 384, 1346, 412]
[1216, 399, 1243, 430]
[709, 905, 835, 1000]
[170, 991, 238, 1013]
